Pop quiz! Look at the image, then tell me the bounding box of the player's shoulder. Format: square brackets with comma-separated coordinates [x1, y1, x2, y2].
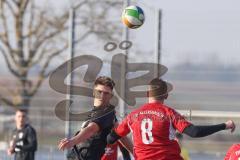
[25, 124, 37, 133]
[144, 102, 175, 113]
[92, 105, 115, 119]
[162, 104, 177, 112]
[159, 104, 182, 117]
[233, 143, 240, 147]
[230, 143, 240, 150]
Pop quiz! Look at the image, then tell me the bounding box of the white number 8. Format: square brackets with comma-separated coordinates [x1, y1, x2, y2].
[141, 118, 154, 144]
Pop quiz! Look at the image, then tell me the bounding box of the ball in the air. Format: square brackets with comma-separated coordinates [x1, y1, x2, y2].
[122, 5, 145, 29]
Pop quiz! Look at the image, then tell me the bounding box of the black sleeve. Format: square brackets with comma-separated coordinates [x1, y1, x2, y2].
[107, 130, 121, 144]
[183, 123, 226, 137]
[16, 127, 37, 152]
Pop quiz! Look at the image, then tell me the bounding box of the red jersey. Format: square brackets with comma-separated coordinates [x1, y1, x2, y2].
[115, 102, 191, 160]
[224, 144, 240, 160]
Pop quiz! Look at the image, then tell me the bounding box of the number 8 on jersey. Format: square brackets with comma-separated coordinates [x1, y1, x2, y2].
[141, 118, 154, 144]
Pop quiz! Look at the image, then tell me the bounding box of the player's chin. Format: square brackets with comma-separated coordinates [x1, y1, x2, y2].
[95, 100, 105, 105]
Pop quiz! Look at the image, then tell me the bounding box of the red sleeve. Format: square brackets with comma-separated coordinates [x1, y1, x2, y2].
[114, 115, 131, 137]
[169, 109, 192, 133]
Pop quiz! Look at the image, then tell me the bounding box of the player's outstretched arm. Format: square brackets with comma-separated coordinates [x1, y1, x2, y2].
[183, 120, 235, 138]
[58, 122, 99, 150]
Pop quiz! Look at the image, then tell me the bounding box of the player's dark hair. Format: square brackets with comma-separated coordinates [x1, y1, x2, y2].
[148, 78, 168, 100]
[94, 76, 115, 90]
[16, 109, 28, 114]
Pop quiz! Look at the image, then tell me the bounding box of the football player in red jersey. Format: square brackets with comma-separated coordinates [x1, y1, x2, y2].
[224, 143, 240, 160]
[107, 78, 235, 160]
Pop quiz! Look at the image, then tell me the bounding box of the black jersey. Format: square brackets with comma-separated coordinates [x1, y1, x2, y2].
[11, 124, 37, 160]
[68, 105, 116, 160]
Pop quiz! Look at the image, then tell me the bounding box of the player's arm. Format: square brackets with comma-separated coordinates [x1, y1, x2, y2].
[107, 130, 121, 144]
[118, 136, 133, 154]
[107, 116, 131, 144]
[71, 122, 99, 143]
[7, 131, 17, 155]
[118, 141, 132, 160]
[183, 120, 235, 137]
[111, 120, 133, 153]
[7, 140, 16, 155]
[58, 122, 99, 150]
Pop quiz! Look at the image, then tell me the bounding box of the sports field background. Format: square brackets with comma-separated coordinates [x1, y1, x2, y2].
[1, 68, 239, 159]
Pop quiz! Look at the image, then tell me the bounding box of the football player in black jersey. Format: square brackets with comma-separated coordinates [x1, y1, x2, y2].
[58, 76, 132, 160]
[7, 109, 37, 160]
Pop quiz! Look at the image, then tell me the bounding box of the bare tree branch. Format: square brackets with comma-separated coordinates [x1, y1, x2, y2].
[0, 2, 12, 50]
[27, 1, 34, 60]
[0, 0, 122, 109]
[42, 44, 68, 78]
[0, 95, 15, 107]
[0, 45, 21, 77]
[27, 44, 48, 67]
[23, 9, 46, 39]
[28, 43, 68, 97]
[0, 2, 22, 66]
[20, 0, 29, 13]
[29, 28, 66, 61]
[74, 30, 92, 44]
[10, 0, 18, 6]
[74, 0, 88, 10]
[5, 0, 17, 16]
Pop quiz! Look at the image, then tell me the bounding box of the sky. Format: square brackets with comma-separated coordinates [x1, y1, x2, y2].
[1, 0, 240, 74]
[137, 0, 240, 67]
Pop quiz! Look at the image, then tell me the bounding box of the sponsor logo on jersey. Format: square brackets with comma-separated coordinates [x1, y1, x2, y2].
[19, 132, 24, 139]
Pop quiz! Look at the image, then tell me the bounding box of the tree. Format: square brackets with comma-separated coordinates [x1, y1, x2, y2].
[0, 0, 122, 110]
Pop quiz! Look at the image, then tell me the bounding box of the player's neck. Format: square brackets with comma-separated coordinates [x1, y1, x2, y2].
[16, 123, 26, 130]
[148, 98, 164, 104]
[94, 102, 110, 108]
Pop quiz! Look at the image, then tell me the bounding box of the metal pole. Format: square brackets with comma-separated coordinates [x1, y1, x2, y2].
[119, 0, 130, 120]
[65, 7, 76, 157]
[154, 9, 162, 77]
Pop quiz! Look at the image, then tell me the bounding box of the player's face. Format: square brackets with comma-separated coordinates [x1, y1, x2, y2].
[15, 111, 27, 129]
[93, 84, 113, 107]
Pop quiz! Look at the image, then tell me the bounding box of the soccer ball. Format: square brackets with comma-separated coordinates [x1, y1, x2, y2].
[122, 5, 145, 29]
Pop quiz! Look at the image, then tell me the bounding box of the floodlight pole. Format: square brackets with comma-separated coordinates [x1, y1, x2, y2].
[119, 0, 130, 120]
[154, 9, 162, 77]
[65, 7, 76, 158]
